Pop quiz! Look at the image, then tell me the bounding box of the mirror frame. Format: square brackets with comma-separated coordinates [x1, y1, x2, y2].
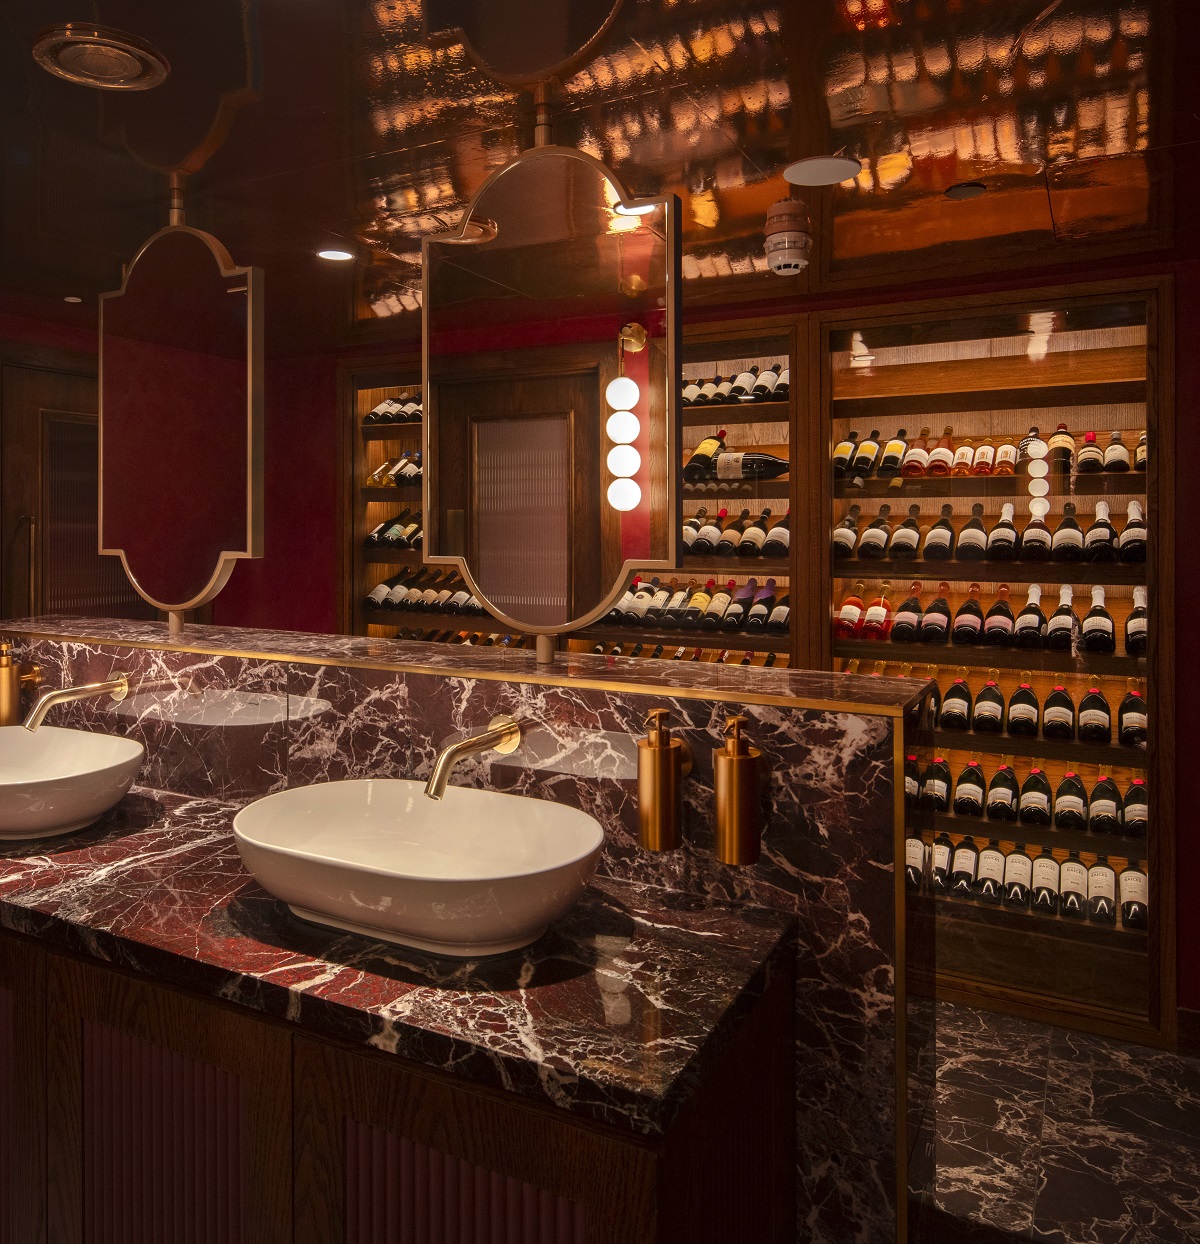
[420, 144, 681, 636]
[98, 224, 264, 612]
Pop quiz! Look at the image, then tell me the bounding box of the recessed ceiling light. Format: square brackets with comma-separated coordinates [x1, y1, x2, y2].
[945, 181, 987, 200]
[783, 155, 862, 186]
[613, 202, 657, 216]
[318, 249, 354, 261]
[63, 295, 82, 303]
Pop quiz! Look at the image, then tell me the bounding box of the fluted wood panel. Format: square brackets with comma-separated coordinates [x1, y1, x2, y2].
[81, 1020, 243, 1244]
[345, 1120, 587, 1244]
[0, 984, 12, 1244]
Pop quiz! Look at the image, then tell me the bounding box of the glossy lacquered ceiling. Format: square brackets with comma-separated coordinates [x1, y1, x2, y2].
[0, 0, 1187, 357]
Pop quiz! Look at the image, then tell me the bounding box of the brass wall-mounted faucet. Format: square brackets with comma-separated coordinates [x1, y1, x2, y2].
[424, 715, 522, 800]
[713, 716, 763, 866]
[22, 674, 130, 732]
[0, 642, 41, 727]
[636, 708, 692, 852]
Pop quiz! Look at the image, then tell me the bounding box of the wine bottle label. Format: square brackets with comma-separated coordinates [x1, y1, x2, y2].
[1046, 614, 1074, 633]
[765, 528, 790, 550]
[973, 700, 1001, 720]
[1008, 702, 1037, 723]
[748, 602, 769, 621]
[905, 839, 926, 869]
[833, 439, 856, 462]
[905, 776, 919, 798]
[1052, 528, 1083, 548]
[1061, 861, 1087, 892]
[1122, 711, 1148, 730]
[864, 605, 889, 625]
[1056, 795, 1085, 817]
[953, 613, 981, 633]
[1083, 616, 1114, 637]
[698, 383, 719, 400]
[1032, 858, 1060, 888]
[854, 442, 880, 464]
[951, 445, 974, 469]
[696, 521, 725, 546]
[1078, 446, 1103, 464]
[1120, 871, 1148, 904]
[733, 370, 757, 391]
[1126, 616, 1147, 636]
[1118, 528, 1146, 547]
[989, 788, 1014, 807]
[987, 529, 1016, 548]
[665, 589, 689, 612]
[974, 444, 995, 468]
[1104, 447, 1131, 467]
[367, 584, 391, 603]
[776, 369, 789, 387]
[1079, 708, 1110, 729]
[648, 589, 671, 611]
[1085, 527, 1113, 547]
[889, 527, 919, 549]
[707, 592, 732, 613]
[447, 590, 471, 610]
[691, 436, 722, 458]
[715, 453, 747, 480]
[1005, 854, 1032, 886]
[883, 438, 906, 459]
[1022, 527, 1051, 548]
[690, 592, 712, 612]
[832, 527, 858, 549]
[1088, 869, 1116, 901]
[724, 604, 746, 622]
[627, 593, 655, 618]
[901, 447, 930, 469]
[756, 372, 780, 394]
[1049, 433, 1074, 453]
[892, 610, 920, 629]
[434, 590, 454, 607]
[740, 527, 768, 549]
[957, 526, 986, 550]
[925, 779, 948, 802]
[995, 443, 1018, 467]
[1014, 614, 1042, 632]
[768, 603, 790, 625]
[838, 604, 863, 625]
[924, 527, 952, 548]
[952, 846, 978, 873]
[384, 585, 411, 605]
[1020, 791, 1049, 812]
[955, 783, 984, 806]
[1089, 799, 1118, 819]
[931, 842, 951, 871]
[717, 530, 744, 550]
[859, 527, 888, 548]
[984, 616, 1013, 634]
[682, 527, 697, 547]
[927, 446, 954, 468]
[682, 382, 701, 401]
[1044, 706, 1074, 726]
[978, 851, 1004, 882]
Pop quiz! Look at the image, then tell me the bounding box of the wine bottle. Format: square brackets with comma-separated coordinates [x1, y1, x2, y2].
[366, 456, 401, 486]
[987, 760, 1020, 821]
[1088, 774, 1124, 835]
[681, 508, 708, 552]
[950, 437, 975, 478]
[930, 830, 954, 893]
[1088, 856, 1118, 924]
[692, 374, 720, 405]
[861, 581, 893, 641]
[623, 576, 659, 623]
[396, 451, 422, 480]
[384, 512, 422, 549]
[1043, 684, 1076, 740]
[1081, 585, 1116, 654]
[660, 580, 696, 629]
[985, 503, 1019, 561]
[627, 642, 646, 658]
[680, 579, 715, 629]
[976, 839, 1006, 904]
[1007, 679, 1040, 736]
[951, 583, 985, 645]
[924, 667, 942, 723]
[993, 435, 1018, 476]
[752, 363, 782, 400]
[878, 429, 908, 478]
[642, 578, 677, 626]
[715, 450, 790, 480]
[920, 583, 952, 644]
[1051, 502, 1084, 562]
[683, 429, 727, 481]
[982, 584, 1015, 646]
[701, 579, 737, 630]
[832, 505, 862, 559]
[715, 508, 752, 556]
[1103, 430, 1131, 471]
[1060, 851, 1088, 919]
[833, 431, 859, 479]
[883, 504, 919, 560]
[363, 571, 407, 610]
[1118, 501, 1147, 562]
[972, 678, 1005, 733]
[1013, 585, 1046, 648]
[444, 582, 474, 614]
[1119, 860, 1148, 929]
[857, 504, 893, 559]
[956, 503, 988, 561]
[364, 510, 410, 547]
[1054, 772, 1088, 831]
[773, 367, 790, 400]
[922, 759, 951, 813]
[1020, 509, 1052, 561]
[1118, 681, 1148, 747]
[1019, 767, 1052, 825]
[971, 438, 996, 476]
[691, 508, 728, 557]
[953, 761, 986, 817]
[711, 375, 734, 404]
[900, 427, 932, 477]
[681, 376, 702, 406]
[1047, 422, 1076, 472]
[1003, 843, 1033, 907]
[721, 578, 758, 631]
[1125, 585, 1148, 655]
[1045, 585, 1077, 651]
[766, 593, 791, 634]
[1083, 501, 1117, 561]
[363, 399, 399, 425]
[729, 365, 759, 400]
[834, 580, 867, 639]
[762, 511, 790, 558]
[922, 505, 957, 561]
[1018, 426, 1047, 471]
[1078, 685, 1112, 744]
[848, 430, 882, 487]
[939, 674, 972, 730]
[1031, 847, 1061, 914]
[950, 835, 980, 898]
[926, 426, 955, 476]
[744, 579, 778, 633]
[1076, 431, 1104, 472]
[890, 582, 923, 643]
[737, 508, 773, 557]
[904, 832, 926, 891]
[1124, 778, 1148, 839]
[1134, 430, 1147, 470]
[904, 753, 921, 811]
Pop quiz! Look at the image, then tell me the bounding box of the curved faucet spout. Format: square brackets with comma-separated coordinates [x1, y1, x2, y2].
[23, 674, 130, 732]
[424, 715, 521, 800]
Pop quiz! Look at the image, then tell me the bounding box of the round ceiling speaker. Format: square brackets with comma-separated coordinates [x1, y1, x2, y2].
[783, 155, 863, 186]
[32, 24, 169, 91]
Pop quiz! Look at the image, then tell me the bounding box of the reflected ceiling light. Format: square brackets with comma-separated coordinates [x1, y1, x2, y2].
[605, 375, 640, 410]
[783, 155, 862, 186]
[63, 296, 82, 303]
[607, 445, 641, 477]
[606, 410, 640, 444]
[607, 478, 642, 511]
[318, 249, 354, 261]
[32, 23, 169, 90]
[613, 202, 656, 216]
[944, 181, 987, 200]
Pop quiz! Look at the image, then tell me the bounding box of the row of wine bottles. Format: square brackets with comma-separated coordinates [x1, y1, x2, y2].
[386, 628, 528, 647]
[909, 754, 1147, 836]
[363, 568, 486, 615]
[363, 510, 423, 550]
[605, 576, 789, 633]
[907, 835, 1148, 929]
[363, 397, 423, 425]
[834, 500, 1146, 563]
[834, 424, 1146, 485]
[932, 673, 1146, 747]
[835, 580, 1143, 656]
[589, 642, 787, 666]
[683, 507, 790, 557]
[682, 431, 790, 482]
[681, 364, 789, 406]
[365, 452, 423, 487]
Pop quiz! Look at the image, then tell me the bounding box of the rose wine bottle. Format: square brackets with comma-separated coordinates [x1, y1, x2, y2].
[939, 672, 972, 730]
[832, 431, 859, 478]
[1081, 585, 1116, 654]
[922, 505, 957, 561]
[890, 582, 924, 643]
[956, 503, 988, 561]
[861, 581, 893, 641]
[1088, 775, 1124, 835]
[1125, 585, 1148, 655]
[1103, 430, 1131, 471]
[1003, 842, 1033, 907]
[972, 677, 1005, 733]
[1013, 585, 1046, 648]
[1060, 851, 1088, 919]
[1088, 856, 1118, 924]
[986, 503, 1019, 561]
[1078, 685, 1112, 743]
[832, 504, 862, 559]
[1051, 502, 1084, 562]
[976, 839, 1006, 904]
[971, 438, 996, 476]
[953, 761, 986, 817]
[920, 583, 953, 644]
[1006, 679, 1040, 736]
[900, 426, 931, 476]
[1119, 860, 1148, 929]
[951, 583, 985, 645]
[737, 508, 773, 557]
[834, 580, 867, 639]
[926, 425, 955, 476]
[987, 760, 1020, 822]
[930, 830, 954, 891]
[1118, 680, 1148, 747]
[1083, 501, 1117, 562]
[983, 584, 1015, 646]
[683, 429, 727, 481]
[690, 508, 728, 557]
[878, 429, 908, 478]
[950, 836, 980, 898]
[1124, 779, 1148, 839]
[1118, 500, 1147, 562]
[1045, 585, 1078, 651]
[1076, 430, 1104, 472]
[1019, 767, 1053, 825]
[1054, 771, 1088, 831]
[950, 437, 975, 478]
[993, 435, 1018, 475]
[1135, 430, 1147, 470]
[888, 505, 922, 559]
[762, 511, 790, 558]
[1043, 684, 1076, 740]
[1031, 847, 1061, 914]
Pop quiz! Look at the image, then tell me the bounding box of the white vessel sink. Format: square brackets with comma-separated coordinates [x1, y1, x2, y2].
[233, 779, 605, 957]
[0, 725, 144, 839]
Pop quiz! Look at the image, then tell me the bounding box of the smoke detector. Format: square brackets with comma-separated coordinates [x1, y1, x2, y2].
[32, 24, 169, 91]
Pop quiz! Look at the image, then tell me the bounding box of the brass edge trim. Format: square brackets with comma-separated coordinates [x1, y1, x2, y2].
[2, 627, 916, 717]
[892, 725, 909, 1242]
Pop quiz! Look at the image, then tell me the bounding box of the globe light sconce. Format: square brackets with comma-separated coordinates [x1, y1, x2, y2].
[607, 478, 642, 511]
[605, 323, 648, 511]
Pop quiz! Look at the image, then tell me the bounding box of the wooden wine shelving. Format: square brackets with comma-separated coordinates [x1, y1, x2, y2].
[922, 810, 1147, 860]
[362, 484, 422, 502]
[681, 400, 789, 427]
[579, 625, 790, 654]
[831, 559, 1146, 585]
[835, 639, 1144, 677]
[925, 895, 1148, 951]
[361, 421, 422, 441]
[928, 726, 1147, 768]
[362, 549, 423, 566]
[362, 606, 498, 631]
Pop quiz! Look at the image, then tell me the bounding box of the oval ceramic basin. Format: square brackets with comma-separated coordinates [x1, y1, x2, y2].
[233, 780, 605, 957]
[0, 725, 144, 839]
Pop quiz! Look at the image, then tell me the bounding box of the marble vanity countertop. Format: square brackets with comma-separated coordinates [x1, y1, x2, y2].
[5, 615, 928, 715]
[0, 788, 795, 1135]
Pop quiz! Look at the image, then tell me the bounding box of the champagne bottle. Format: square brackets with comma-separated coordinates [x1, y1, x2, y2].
[1125, 585, 1148, 655]
[857, 504, 893, 559]
[1013, 585, 1046, 648]
[762, 511, 791, 558]
[744, 578, 778, 632]
[904, 832, 926, 891]
[1043, 684, 1076, 740]
[1007, 679, 1040, 736]
[953, 761, 986, 817]
[971, 438, 996, 476]
[972, 677, 1005, 732]
[1119, 859, 1148, 928]
[890, 582, 923, 643]
[834, 580, 867, 639]
[985, 503, 1019, 561]
[692, 374, 720, 405]
[642, 578, 677, 626]
[1031, 847, 1061, 914]
[1045, 585, 1077, 651]
[993, 435, 1018, 476]
[922, 505, 957, 561]
[1076, 431, 1104, 472]
[1118, 501, 1147, 562]
[1134, 430, 1147, 470]
[900, 427, 932, 477]
[1051, 502, 1084, 562]
[1060, 851, 1088, 919]
[1118, 681, 1148, 747]
[1078, 685, 1112, 744]
[1020, 508, 1053, 561]
[833, 431, 859, 479]
[715, 508, 752, 556]
[729, 365, 759, 400]
[951, 583, 985, 645]
[752, 363, 782, 400]
[683, 429, 727, 481]
[1083, 501, 1117, 562]
[1088, 856, 1118, 924]
[737, 508, 773, 557]
[861, 581, 893, 641]
[987, 761, 1020, 822]
[983, 584, 1015, 646]
[1089, 775, 1123, 834]
[715, 449, 790, 480]
[904, 753, 921, 811]
[681, 508, 708, 551]
[832, 505, 862, 559]
[939, 673, 972, 730]
[930, 830, 953, 893]
[681, 579, 716, 629]
[1054, 771, 1088, 830]
[1124, 777, 1148, 839]
[1019, 767, 1053, 825]
[950, 437, 975, 477]
[1003, 843, 1033, 907]
[976, 839, 1006, 904]
[878, 429, 908, 478]
[1081, 585, 1116, 654]
[765, 593, 791, 634]
[691, 508, 728, 557]
[701, 579, 737, 630]
[1103, 430, 1131, 471]
[919, 583, 952, 644]
[950, 835, 980, 898]
[848, 430, 882, 487]
[660, 580, 696, 629]
[1047, 422, 1076, 472]
[923, 759, 951, 813]
[926, 426, 955, 476]
[956, 503, 988, 561]
[721, 578, 759, 631]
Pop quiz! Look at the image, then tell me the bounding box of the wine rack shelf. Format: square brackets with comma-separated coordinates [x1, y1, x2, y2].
[362, 484, 422, 501]
[681, 401, 788, 427]
[676, 559, 792, 575]
[362, 549, 423, 566]
[1069, 475, 1149, 497]
[363, 607, 498, 631]
[361, 422, 422, 441]
[834, 473, 1143, 500]
[923, 810, 1146, 859]
[580, 625, 790, 654]
[929, 727, 1147, 768]
[683, 480, 790, 503]
[928, 898, 1148, 951]
[835, 639, 1144, 677]
[831, 560, 1146, 585]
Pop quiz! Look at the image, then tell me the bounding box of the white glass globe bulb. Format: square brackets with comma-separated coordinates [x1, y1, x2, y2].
[607, 444, 641, 477]
[605, 375, 640, 410]
[607, 478, 642, 511]
[605, 410, 640, 444]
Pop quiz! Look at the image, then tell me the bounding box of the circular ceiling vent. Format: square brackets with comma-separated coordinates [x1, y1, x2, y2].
[32, 24, 169, 91]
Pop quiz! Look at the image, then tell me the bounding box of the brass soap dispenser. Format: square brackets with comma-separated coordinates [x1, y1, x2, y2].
[637, 708, 692, 852]
[713, 715, 763, 866]
[0, 642, 38, 728]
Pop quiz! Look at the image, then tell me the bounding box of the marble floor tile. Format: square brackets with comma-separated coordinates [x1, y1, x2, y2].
[936, 1001, 1055, 1097]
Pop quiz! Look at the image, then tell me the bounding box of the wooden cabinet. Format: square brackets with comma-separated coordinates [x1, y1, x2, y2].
[0, 935, 46, 1244]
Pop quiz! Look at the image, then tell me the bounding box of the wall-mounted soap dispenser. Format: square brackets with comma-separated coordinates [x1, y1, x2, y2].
[637, 708, 692, 851]
[713, 716, 763, 866]
[0, 642, 39, 727]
